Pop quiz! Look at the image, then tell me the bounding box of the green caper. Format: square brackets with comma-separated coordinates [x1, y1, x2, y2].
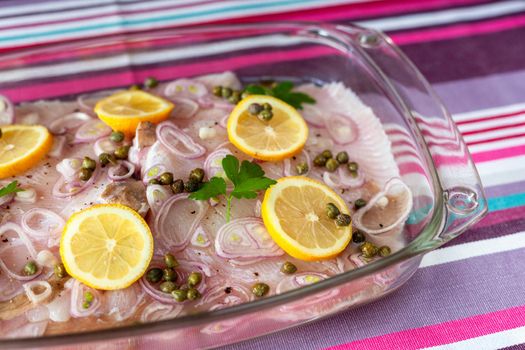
[159, 281, 177, 293]
[229, 91, 241, 104]
[360, 242, 378, 258]
[325, 158, 339, 172]
[23, 261, 37, 276]
[129, 84, 141, 91]
[336, 151, 349, 164]
[212, 86, 223, 97]
[99, 152, 116, 167]
[114, 145, 130, 160]
[164, 253, 178, 268]
[281, 262, 297, 275]
[149, 178, 161, 185]
[352, 230, 366, 244]
[163, 268, 177, 282]
[248, 103, 263, 115]
[313, 154, 327, 167]
[348, 161, 359, 172]
[335, 213, 351, 227]
[187, 288, 201, 301]
[144, 77, 158, 89]
[349, 170, 358, 178]
[159, 172, 174, 185]
[326, 202, 340, 219]
[110, 131, 125, 143]
[241, 91, 251, 99]
[221, 87, 232, 98]
[54, 263, 68, 278]
[262, 102, 272, 111]
[354, 198, 366, 209]
[252, 283, 270, 297]
[79, 168, 93, 181]
[171, 179, 184, 194]
[184, 180, 200, 192]
[82, 301, 91, 309]
[82, 156, 96, 171]
[295, 162, 309, 175]
[258, 110, 273, 121]
[146, 268, 163, 283]
[378, 246, 391, 257]
[171, 289, 187, 302]
[187, 272, 202, 287]
[189, 168, 205, 183]
[84, 291, 94, 303]
[321, 150, 332, 159]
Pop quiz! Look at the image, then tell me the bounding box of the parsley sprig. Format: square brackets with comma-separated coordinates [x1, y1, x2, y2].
[189, 155, 276, 222]
[0, 180, 23, 198]
[244, 81, 315, 110]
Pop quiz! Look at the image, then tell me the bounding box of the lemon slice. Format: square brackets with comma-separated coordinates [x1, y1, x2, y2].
[60, 204, 154, 290]
[227, 95, 308, 161]
[0, 124, 53, 179]
[94, 90, 174, 137]
[262, 176, 352, 261]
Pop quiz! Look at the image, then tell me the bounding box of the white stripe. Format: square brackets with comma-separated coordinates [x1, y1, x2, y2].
[453, 102, 525, 123]
[357, 0, 525, 31]
[420, 231, 525, 268]
[475, 155, 525, 187]
[422, 325, 525, 350]
[458, 112, 525, 133]
[468, 135, 525, 153]
[0, 0, 137, 17]
[463, 124, 525, 143]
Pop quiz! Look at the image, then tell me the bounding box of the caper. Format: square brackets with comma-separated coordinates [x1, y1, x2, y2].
[114, 145, 130, 160]
[82, 301, 91, 309]
[321, 150, 332, 159]
[164, 253, 178, 268]
[221, 87, 233, 98]
[252, 283, 270, 297]
[82, 156, 96, 171]
[144, 77, 158, 89]
[171, 289, 187, 302]
[258, 110, 273, 121]
[146, 268, 163, 283]
[79, 168, 93, 181]
[262, 102, 272, 111]
[335, 213, 351, 227]
[281, 262, 297, 275]
[159, 172, 174, 185]
[187, 272, 202, 287]
[171, 179, 184, 194]
[187, 288, 201, 301]
[212, 86, 223, 97]
[23, 261, 37, 276]
[349, 170, 358, 178]
[149, 178, 160, 185]
[348, 161, 359, 172]
[378, 246, 391, 257]
[110, 131, 124, 143]
[129, 84, 141, 91]
[84, 291, 94, 303]
[248, 103, 263, 115]
[163, 268, 177, 282]
[325, 158, 339, 172]
[54, 263, 68, 279]
[352, 230, 366, 244]
[313, 154, 327, 167]
[336, 151, 349, 164]
[241, 91, 251, 99]
[184, 180, 200, 192]
[229, 91, 241, 104]
[295, 162, 308, 175]
[360, 242, 378, 258]
[159, 281, 177, 293]
[326, 202, 340, 219]
[189, 168, 205, 183]
[99, 152, 116, 166]
[354, 198, 366, 209]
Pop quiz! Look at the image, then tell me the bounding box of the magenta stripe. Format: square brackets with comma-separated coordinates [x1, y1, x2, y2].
[471, 144, 525, 163]
[474, 205, 525, 228]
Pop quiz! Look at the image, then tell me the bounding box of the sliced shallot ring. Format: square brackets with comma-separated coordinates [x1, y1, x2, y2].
[203, 148, 232, 179]
[156, 121, 206, 159]
[108, 161, 135, 181]
[283, 150, 311, 177]
[93, 137, 117, 156]
[142, 164, 167, 184]
[48, 136, 67, 158]
[21, 208, 65, 240]
[48, 112, 92, 135]
[352, 178, 413, 235]
[164, 79, 208, 99]
[146, 184, 172, 216]
[70, 280, 102, 317]
[276, 272, 328, 294]
[325, 112, 358, 145]
[0, 94, 14, 125]
[190, 225, 210, 248]
[74, 119, 111, 143]
[169, 97, 199, 119]
[322, 167, 365, 189]
[56, 158, 82, 180]
[23, 281, 52, 305]
[198, 281, 252, 310]
[140, 301, 183, 322]
[52, 166, 100, 198]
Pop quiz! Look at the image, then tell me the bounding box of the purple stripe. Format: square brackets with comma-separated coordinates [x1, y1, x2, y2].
[443, 217, 525, 247]
[484, 179, 525, 198]
[222, 248, 525, 350]
[500, 344, 525, 350]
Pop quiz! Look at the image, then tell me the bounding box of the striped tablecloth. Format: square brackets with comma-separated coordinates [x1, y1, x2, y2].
[2, 1, 524, 349]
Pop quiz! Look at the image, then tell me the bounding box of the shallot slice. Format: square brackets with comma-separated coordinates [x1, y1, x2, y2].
[0, 94, 14, 125]
[276, 272, 328, 294]
[146, 184, 172, 216]
[169, 97, 199, 119]
[23, 281, 52, 305]
[108, 161, 135, 181]
[198, 280, 252, 311]
[0, 223, 41, 281]
[140, 301, 183, 322]
[21, 208, 65, 241]
[325, 112, 358, 145]
[52, 166, 100, 198]
[164, 79, 208, 100]
[74, 119, 111, 143]
[142, 164, 167, 184]
[48, 112, 92, 135]
[93, 137, 117, 156]
[203, 148, 232, 179]
[156, 121, 206, 159]
[322, 167, 365, 189]
[283, 150, 312, 177]
[190, 225, 210, 248]
[70, 280, 102, 318]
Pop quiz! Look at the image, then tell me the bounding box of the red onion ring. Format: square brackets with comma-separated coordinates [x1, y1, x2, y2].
[215, 217, 283, 261]
[21, 208, 64, 241]
[190, 225, 210, 248]
[23, 280, 52, 305]
[104, 284, 145, 321]
[70, 280, 102, 318]
[74, 119, 111, 143]
[0, 223, 42, 281]
[108, 161, 135, 181]
[0, 94, 15, 125]
[197, 281, 252, 311]
[283, 150, 312, 177]
[52, 166, 100, 198]
[322, 167, 365, 189]
[253, 200, 262, 218]
[48, 135, 67, 158]
[325, 113, 358, 145]
[48, 112, 92, 135]
[156, 121, 206, 159]
[93, 137, 117, 156]
[203, 148, 232, 179]
[164, 79, 208, 100]
[169, 97, 199, 119]
[276, 272, 328, 294]
[142, 164, 167, 184]
[56, 158, 82, 181]
[146, 184, 172, 216]
[140, 301, 183, 322]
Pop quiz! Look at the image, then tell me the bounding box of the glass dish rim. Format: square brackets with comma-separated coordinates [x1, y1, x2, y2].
[0, 21, 485, 348]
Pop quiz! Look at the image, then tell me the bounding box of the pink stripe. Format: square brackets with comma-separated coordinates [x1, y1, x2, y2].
[471, 144, 525, 163]
[399, 162, 426, 175]
[462, 120, 525, 136]
[456, 109, 525, 126]
[467, 131, 525, 146]
[326, 304, 525, 350]
[1, 46, 336, 102]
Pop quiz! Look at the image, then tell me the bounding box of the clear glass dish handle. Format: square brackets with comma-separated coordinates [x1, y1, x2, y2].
[336, 25, 488, 246]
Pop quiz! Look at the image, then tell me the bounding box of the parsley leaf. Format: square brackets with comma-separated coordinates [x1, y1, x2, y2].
[189, 155, 276, 222]
[0, 180, 23, 198]
[244, 81, 316, 110]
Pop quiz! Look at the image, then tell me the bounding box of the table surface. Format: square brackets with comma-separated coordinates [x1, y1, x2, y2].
[1, 0, 524, 349]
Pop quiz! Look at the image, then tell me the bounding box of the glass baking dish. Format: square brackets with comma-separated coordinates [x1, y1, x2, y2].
[0, 22, 487, 349]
